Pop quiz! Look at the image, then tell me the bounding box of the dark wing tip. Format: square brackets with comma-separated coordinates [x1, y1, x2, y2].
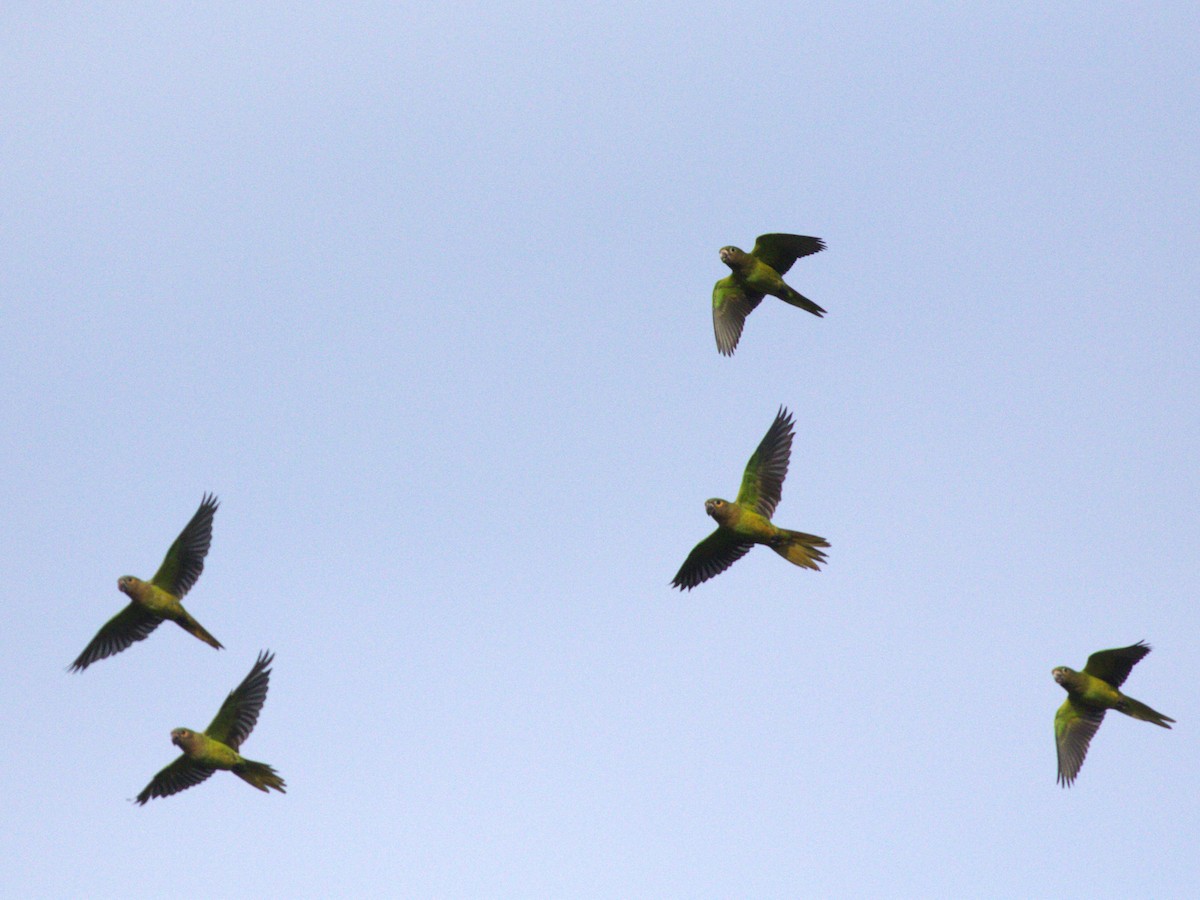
[1056, 755, 1079, 787]
[713, 309, 742, 356]
[1129, 640, 1153, 666]
[768, 405, 797, 453]
[213, 649, 277, 749]
[670, 566, 700, 590]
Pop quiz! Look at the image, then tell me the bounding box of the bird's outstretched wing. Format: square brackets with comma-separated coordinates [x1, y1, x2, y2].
[749, 234, 825, 276]
[672, 530, 753, 590]
[1084, 642, 1151, 689]
[135, 755, 215, 804]
[151, 494, 219, 598]
[69, 603, 162, 672]
[736, 407, 794, 518]
[1055, 697, 1105, 787]
[206, 651, 274, 750]
[712, 277, 764, 356]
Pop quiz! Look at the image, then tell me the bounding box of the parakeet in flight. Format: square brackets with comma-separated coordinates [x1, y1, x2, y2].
[672, 407, 829, 590]
[70, 493, 223, 672]
[136, 650, 286, 804]
[712, 233, 826, 356]
[1052, 641, 1174, 787]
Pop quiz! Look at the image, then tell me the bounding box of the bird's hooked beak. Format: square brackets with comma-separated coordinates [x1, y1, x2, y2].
[1051, 668, 1066, 685]
[719, 247, 733, 265]
[170, 729, 186, 748]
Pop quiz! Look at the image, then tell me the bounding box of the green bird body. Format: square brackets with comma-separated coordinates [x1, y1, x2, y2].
[1052, 641, 1174, 787]
[70, 494, 223, 672]
[712, 233, 825, 356]
[136, 650, 286, 804]
[672, 407, 828, 590]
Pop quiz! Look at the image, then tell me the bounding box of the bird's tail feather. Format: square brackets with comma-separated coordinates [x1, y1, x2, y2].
[770, 530, 829, 570]
[1118, 695, 1174, 728]
[174, 608, 223, 650]
[780, 287, 826, 317]
[234, 760, 287, 794]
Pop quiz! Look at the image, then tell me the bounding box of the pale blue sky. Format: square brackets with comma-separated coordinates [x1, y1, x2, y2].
[3, 4, 1198, 897]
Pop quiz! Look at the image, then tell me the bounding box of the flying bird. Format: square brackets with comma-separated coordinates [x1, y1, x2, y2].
[672, 407, 828, 590]
[136, 650, 286, 804]
[1052, 641, 1174, 787]
[712, 233, 826, 356]
[70, 493, 223, 672]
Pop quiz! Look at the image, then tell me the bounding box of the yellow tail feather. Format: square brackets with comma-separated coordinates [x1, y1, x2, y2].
[770, 530, 830, 570]
[1119, 696, 1175, 728]
[234, 760, 287, 794]
[175, 609, 223, 650]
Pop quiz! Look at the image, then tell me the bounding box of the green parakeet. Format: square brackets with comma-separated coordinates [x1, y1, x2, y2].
[136, 650, 286, 804]
[1052, 641, 1174, 787]
[70, 494, 223, 672]
[712, 233, 826, 356]
[672, 407, 828, 590]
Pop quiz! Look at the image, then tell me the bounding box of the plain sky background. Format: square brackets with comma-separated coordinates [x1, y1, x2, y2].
[2, 4, 1198, 897]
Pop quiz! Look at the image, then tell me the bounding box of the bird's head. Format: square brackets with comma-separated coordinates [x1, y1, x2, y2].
[705, 498, 734, 524]
[1051, 667, 1074, 686]
[171, 728, 199, 752]
[117, 575, 138, 596]
[719, 246, 746, 269]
